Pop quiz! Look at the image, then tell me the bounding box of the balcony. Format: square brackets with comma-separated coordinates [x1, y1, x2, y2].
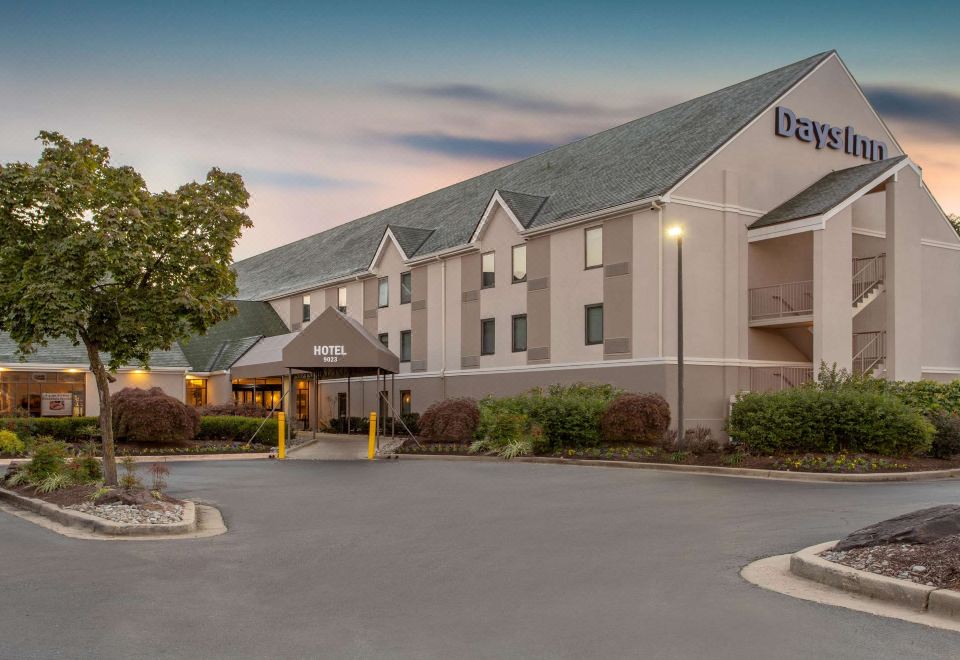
[749, 366, 814, 392]
[748, 281, 813, 327]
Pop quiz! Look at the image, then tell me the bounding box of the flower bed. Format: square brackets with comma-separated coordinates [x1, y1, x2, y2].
[395, 442, 960, 473]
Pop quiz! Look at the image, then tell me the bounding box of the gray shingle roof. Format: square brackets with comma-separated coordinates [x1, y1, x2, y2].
[749, 156, 907, 229]
[0, 334, 191, 369]
[234, 51, 834, 301]
[177, 300, 289, 371]
[389, 225, 435, 257]
[497, 190, 548, 227]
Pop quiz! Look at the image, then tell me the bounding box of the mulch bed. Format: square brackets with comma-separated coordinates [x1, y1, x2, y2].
[10, 484, 183, 507]
[395, 443, 960, 474]
[821, 536, 960, 590]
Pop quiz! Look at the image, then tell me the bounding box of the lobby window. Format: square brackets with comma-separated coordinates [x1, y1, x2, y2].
[481, 251, 495, 289]
[337, 286, 347, 314]
[400, 271, 412, 304]
[512, 244, 527, 283]
[378, 333, 389, 348]
[378, 277, 389, 308]
[585, 304, 604, 345]
[302, 295, 311, 323]
[186, 378, 208, 407]
[585, 226, 603, 269]
[400, 390, 412, 415]
[512, 314, 527, 352]
[481, 318, 495, 355]
[400, 330, 412, 362]
[0, 370, 86, 417]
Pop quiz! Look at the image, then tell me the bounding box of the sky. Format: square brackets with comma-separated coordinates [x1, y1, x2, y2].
[2, 1, 958, 260]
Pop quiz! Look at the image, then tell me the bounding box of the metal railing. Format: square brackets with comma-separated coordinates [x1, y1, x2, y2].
[853, 330, 886, 375]
[748, 281, 813, 322]
[852, 253, 885, 307]
[749, 366, 814, 393]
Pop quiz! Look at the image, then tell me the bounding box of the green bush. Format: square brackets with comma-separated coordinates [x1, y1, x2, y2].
[528, 383, 620, 450]
[197, 416, 279, 446]
[927, 411, 960, 459]
[0, 417, 100, 442]
[0, 429, 26, 456]
[26, 439, 70, 482]
[328, 416, 370, 434]
[726, 387, 933, 457]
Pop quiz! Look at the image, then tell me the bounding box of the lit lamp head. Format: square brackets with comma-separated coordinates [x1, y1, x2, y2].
[666, 225, 684, 240]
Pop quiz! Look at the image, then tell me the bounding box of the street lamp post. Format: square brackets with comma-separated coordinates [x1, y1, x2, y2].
[667, 225, 684, 447]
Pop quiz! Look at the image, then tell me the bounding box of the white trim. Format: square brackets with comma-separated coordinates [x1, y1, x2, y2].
[668, 53, 836, 194]
[310, 357, 812, 383]
[470, 191, 526, 244]
[922, 366, 960, 375]
[669, 195, 764, 218]
[368, 227, 410, 271]
[852, 227, 885, 239]
[923, 239, 960, 252]
[747, 216, 824, 242]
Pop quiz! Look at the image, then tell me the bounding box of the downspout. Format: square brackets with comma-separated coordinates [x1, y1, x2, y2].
[440, 257, 447, 399]
[653, 200, 664, 357]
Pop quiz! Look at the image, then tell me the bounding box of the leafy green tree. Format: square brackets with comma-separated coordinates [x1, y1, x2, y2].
[949, 214, 960, 237]
[0, 132, 250, 484]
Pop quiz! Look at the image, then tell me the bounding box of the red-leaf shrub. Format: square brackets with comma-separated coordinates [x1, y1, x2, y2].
[197, 402, 272, 418]
[112, 387, 200, 444]
[418, 398, 480, 442]
[600, 393, 671, 444]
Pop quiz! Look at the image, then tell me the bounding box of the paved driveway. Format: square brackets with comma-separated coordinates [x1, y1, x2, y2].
[1, 459, 959, 659]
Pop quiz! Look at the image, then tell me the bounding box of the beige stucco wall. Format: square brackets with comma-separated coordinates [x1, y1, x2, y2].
[477, 207, 527, 367]
[549, 223, 603, 363]
[676, 55, 902, 212]
[370, 240, 412, 373]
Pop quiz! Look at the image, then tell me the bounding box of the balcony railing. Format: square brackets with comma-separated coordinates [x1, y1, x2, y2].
[852, 254, 885, 306]
[749, 366, 814, 393]
[853, 330, 886, 375]
[748, 281, 813, 322]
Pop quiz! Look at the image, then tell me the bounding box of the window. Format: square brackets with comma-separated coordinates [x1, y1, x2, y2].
[186, 378, 208, 407]
[337, 392, 347, 420]
[585, 304, 604, 345]
[481, 318, 495, 355]
[585, 226, 603, 269]
[512, 244, 527, 283]
[400, 390, 412, 415]
[337, 286, 347, 314]
[378, 333, 389, 348]
[400, 271, 412, 304]
[302, 295, 311, 322]
[0, 370, 86, 417]
[378, 277, 389, 308]
[512, 314, 527, 352]
[481, 251, 495, 289]
[400, 330, 412, 362]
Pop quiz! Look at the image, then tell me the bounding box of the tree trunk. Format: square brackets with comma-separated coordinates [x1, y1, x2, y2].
[82, 339, 118, 486]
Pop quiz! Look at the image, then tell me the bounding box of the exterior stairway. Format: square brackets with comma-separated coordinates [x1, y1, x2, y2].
[852, 254, 885, 317]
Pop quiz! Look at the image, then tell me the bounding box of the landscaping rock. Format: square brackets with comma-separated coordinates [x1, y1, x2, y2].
[834, 505, 960, 551]
[67, 501, 184, 525]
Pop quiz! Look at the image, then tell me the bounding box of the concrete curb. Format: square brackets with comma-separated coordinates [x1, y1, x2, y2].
[789, 540, 960, 619]
[395, 453, 960, 483]
[0, 487, 197, 537]
[0, 453, 274, 467]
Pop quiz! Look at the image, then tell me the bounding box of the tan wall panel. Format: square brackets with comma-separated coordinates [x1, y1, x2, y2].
[603, 214, 632, 358]
[460, 252, 481, 367]
[363, 278, 378, 334]
[411, 265, 429, 371]
[527, 235, 551, 363]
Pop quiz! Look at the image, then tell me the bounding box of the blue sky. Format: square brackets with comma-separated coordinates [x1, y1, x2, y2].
[2, 1, 958, 258]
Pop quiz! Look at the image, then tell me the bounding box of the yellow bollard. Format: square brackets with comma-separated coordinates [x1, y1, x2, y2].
[367, 412, 377, 460]
[277, 411, 286, 460]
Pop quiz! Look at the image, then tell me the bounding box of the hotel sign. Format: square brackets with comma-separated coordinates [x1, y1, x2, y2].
[313, 344, 347, 363]
[775, 106, 888, 162]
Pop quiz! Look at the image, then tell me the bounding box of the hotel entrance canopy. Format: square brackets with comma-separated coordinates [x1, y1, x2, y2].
[280, 306, 399, 376]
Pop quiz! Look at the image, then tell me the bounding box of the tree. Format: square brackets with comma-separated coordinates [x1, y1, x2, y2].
[949, 214, 960, 237]
[0, 132, 250, 484]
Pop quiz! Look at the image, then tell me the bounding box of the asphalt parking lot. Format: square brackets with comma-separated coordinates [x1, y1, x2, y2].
[2, 459, 959, 659]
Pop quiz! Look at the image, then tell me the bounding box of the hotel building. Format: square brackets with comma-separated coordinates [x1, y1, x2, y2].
[3, 51, 959, 435]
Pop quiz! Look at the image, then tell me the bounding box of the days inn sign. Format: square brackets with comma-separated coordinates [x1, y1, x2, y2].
[775, 106, 888, 162]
